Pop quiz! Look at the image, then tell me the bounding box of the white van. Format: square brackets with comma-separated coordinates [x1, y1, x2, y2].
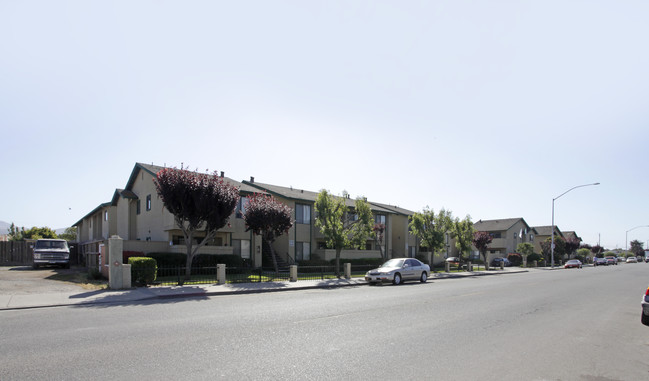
[33, 239, 70, 269]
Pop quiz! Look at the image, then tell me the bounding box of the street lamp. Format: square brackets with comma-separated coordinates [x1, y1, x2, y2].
[625, 225, 649, 252]
[551, 182, 600, 268]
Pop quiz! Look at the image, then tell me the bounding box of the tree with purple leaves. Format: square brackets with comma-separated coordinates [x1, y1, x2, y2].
[243, 194, 293, 274]
[473, 231, 493, 269]
[154, 167, 239, 280]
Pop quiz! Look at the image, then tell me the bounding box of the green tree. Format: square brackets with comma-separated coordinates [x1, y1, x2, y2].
[450, 215, 474, 263]
[22, 226, 58, 240]
[243, 194, 293, 274]
[541, 236, 565, 264]
[576, 248, 591, 262]
[630, 240, 645, 257]
[516, 242, 535, 258]
[8, 223, 25, 241]
[154, 167, 240, 280]
[58, 226, 77, 241]
[409, 207, 454, 266]
[314, 190, 373, 278]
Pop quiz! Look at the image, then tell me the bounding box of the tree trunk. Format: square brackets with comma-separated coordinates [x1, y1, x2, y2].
[482, 251, 489, 270]
[184, 233, 193, 281]
[268, 238, 279, 276]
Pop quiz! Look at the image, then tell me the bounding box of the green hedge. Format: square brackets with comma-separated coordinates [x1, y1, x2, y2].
[129, 257, 157, 285]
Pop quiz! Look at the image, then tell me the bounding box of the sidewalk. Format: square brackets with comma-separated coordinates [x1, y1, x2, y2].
[0, 267, 528, 311]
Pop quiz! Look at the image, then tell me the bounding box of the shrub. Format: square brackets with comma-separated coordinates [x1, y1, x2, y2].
[527, 253, 542, 263]
[147, 252, 186, 268]
[129, 257, 158, 285]
[415, 254, 429, 264]
[507, 253, 522, 267]
[192, 254, 245, 268]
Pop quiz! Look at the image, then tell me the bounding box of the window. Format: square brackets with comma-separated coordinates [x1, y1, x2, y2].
[236, 197, 249, 218]
[146, 195, 152, 211]
[409, 246, 416, 258]
[296, 204, 311, 224]
[490, 232, 501, 239]
[136, 200, 141, 215]
[296, 242, 310, 261]
[233, 239, 251, 259]
[374, 214, 386, 225]
[104, 211, 108, 221]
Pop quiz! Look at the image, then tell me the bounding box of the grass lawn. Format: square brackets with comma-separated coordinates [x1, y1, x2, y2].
[47, 270, 108, 290]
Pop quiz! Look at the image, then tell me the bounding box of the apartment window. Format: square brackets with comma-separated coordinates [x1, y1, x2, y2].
[146, 195, 151, 211]
[374, 214, 386, 225]
[296, 242, 310, 261]
[490, 232, 501, 239]
[235, 196, 249, 218]
[296, 204, 311, 224]
[136, 200, 141, 215]
[104, 211, 108, 221]
[232, 239, 251, 259]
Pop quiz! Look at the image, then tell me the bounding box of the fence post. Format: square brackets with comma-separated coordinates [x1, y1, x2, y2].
[290, 265, 298, 282]
[500, 261, 505, 270]
[344, 263, 351, 280]
[467, 261, 472, 272]
[216, 264, 226, 285]
[445, 261, 450, 272]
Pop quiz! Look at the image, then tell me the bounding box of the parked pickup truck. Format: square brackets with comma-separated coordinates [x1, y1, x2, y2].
[32, 239, 70, 269]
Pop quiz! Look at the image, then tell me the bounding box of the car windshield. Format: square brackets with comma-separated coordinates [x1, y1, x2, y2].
[567, 260, 578, 263]
[35, 240, 68, 250]
[380, 259, 404, 268]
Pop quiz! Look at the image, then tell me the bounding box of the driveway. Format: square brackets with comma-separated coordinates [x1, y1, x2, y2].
[0, 266, 88, 295]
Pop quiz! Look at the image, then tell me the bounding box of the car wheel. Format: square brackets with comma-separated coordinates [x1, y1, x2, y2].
[642, 312, 649, 326]
[420, 272, 428, 283]
[393, 273, 402, 285]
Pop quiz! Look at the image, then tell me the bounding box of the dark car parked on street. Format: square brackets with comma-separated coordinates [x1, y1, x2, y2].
[593, 257, 607, 266]
[490, 257, 511, 267]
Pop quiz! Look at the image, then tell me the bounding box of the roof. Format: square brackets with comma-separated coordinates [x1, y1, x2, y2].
[532, 225, 564, 238]
[131, 163, 262, 194]
[73, 202, 111, 227]
[474, 218, 530, 232]
[242, 180, 396, 214]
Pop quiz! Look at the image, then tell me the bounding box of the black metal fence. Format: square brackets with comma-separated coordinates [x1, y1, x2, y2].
[152, 264, 375, 286]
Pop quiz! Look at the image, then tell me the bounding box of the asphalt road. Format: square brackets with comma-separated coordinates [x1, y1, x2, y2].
[1, 264, 648, 380]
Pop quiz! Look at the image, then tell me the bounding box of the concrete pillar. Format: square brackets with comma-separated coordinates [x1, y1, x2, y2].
[445, 262, 450, 272]
[122, 264, 132, 288]
[467, 262, 472, 272]
[344, 263, 351, 280]
[500, 261, 505, 270]
[216, 264, 226, 285]
[290, 265, 298, 282]
[107, 235, 124, 289]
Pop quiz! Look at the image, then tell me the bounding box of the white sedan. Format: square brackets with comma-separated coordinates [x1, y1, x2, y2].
[365, 258, 430, 285]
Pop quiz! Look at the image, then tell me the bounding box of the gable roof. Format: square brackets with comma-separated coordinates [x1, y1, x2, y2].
[73, 202, 111, 227]
[242, 179, 396, 214]
[474, 217, 530, 232]
[532, 225, 564, 238]
[129, 163, 261, 194]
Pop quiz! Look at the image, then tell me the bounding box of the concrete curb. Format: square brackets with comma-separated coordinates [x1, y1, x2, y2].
[0, 269, 529, 311]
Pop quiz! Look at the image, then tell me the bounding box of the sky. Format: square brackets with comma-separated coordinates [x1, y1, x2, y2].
[1, 0, 648, 250]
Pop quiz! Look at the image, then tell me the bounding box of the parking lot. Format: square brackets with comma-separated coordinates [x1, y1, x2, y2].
[0, 266, 88, 295]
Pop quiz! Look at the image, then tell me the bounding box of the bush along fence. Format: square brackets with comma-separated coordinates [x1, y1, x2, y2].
[133, 263, 376, 287]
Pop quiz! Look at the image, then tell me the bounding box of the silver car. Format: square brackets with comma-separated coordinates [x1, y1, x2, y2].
[365, 258, 430, 285]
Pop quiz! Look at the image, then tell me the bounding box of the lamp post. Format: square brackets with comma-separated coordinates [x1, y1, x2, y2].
[551, 182, 600, 268]
[625, 225, 649, 252]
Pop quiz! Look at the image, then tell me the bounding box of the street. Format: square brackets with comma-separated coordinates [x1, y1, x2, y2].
[1, 264, 648, 380]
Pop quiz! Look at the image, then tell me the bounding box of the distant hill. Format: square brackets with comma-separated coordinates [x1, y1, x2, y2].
[0, 220, 10, 235]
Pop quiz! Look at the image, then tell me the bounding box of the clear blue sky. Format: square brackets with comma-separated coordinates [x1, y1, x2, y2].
[2, 1, 648, 250]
